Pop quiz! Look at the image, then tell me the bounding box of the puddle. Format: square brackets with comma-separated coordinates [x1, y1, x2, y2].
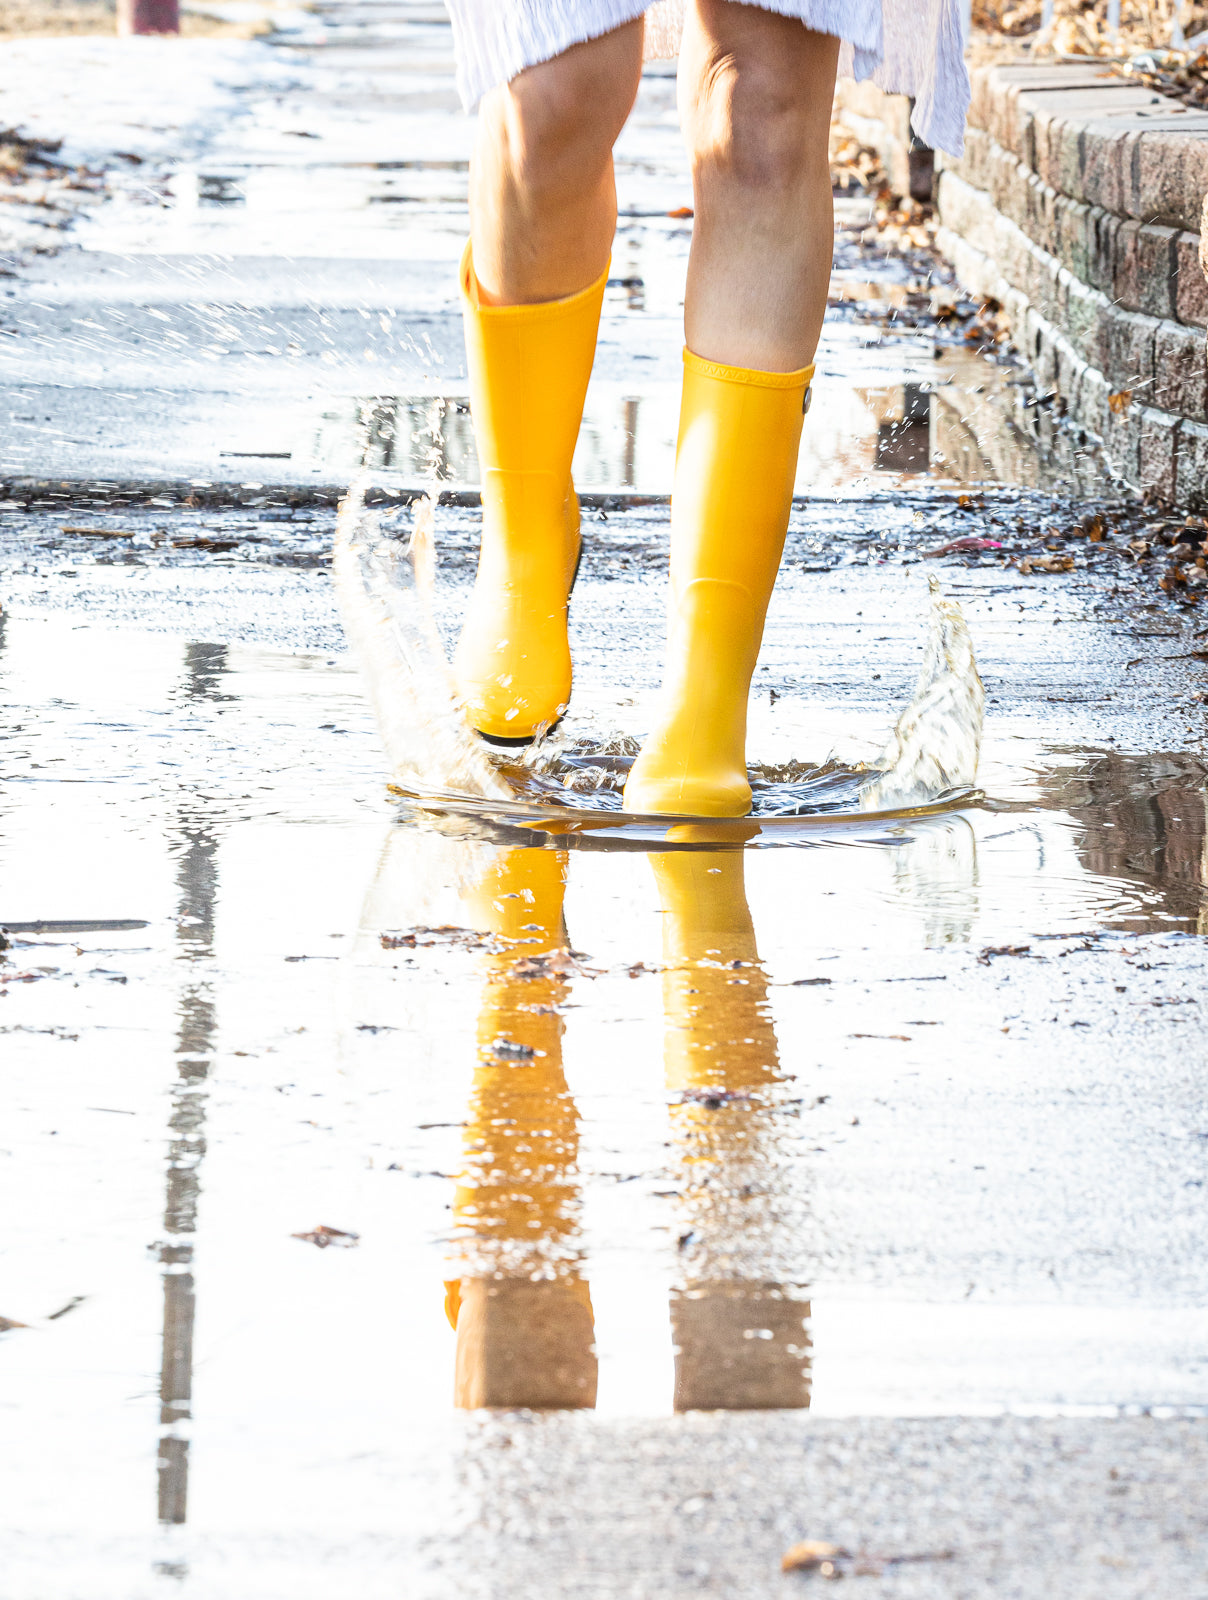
[3, 604, 1207, 1568]
[332, 484, 986, 841]
[2, 6, 1206, 1572]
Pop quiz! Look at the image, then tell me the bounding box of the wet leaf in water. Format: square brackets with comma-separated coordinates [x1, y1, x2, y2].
[978, 944, 1032, 964]
[292, 1225, 360, 1249]
[1018, 553, 1075, 575]
[380, 924, 495, 951]
[920, 535, 1003, 557]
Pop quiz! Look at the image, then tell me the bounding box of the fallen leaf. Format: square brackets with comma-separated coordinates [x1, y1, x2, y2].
[508, 950, 580, 979]
[0, 1315, 30, 1332]
[978, 944, 1031, 964]
[921, 535, 1004, 557]
[380, 924, 494, 951]
[783, 1541, 956, 1579]
[1108, 388, 1132, 415]
[292, 1224, 360, 1249]
[1018, 553, 1074, 574]
[782, 1541, 848, 1573]
[676, 1087, 754, 1109]
[666, 205, 693, 218]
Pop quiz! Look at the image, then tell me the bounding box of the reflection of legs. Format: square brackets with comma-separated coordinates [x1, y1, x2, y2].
[448, 847, 597, 1410]
[623, 7, 840, 816]
[453, 26, 644, 743]
[650, 846, 810, 1410]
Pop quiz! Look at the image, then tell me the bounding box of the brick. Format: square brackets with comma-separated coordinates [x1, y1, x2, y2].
[935, 172, 998, 258]
[1086, 205, 1120, 296]
[951, 126, 992, 191]
[1132, 125, 1208, 231]
[1029, 112, 1065, 188]
[1034, 179, 1059, 255]
[1075, 363, 1111, 443]
[1152, 321, 1208, 421]
[1054, 332, 1082, 403]
[1025, 306, 1057, 388]
[1021, 240, 1054, 321]
[1104, 414, 1141, 488]
[1077, 120, 1141, 216]
[1113, 221, 1178, 319]
[1050, 116, 1085, 199]
[988, 142, 1025, 222]
[1097, 305, 1157, 395]
[966, 66, 998, 137]
[1056, 194, 1094, 285]
[1175, 418, 1208, 507]
[1062, 273, 1106, 369]
[1137, 406, 1181, 502]
[1002, 285, 1029, 334]
[1175, 230, 1208, 328]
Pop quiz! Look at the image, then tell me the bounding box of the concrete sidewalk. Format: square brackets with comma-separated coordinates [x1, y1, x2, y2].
[1, 2, 987, 501]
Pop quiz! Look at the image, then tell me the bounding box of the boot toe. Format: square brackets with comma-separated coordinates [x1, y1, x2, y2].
[622, 760, 752, 818]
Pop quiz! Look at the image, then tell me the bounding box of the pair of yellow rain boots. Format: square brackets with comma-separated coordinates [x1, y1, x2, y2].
[454, 243, 812, 817]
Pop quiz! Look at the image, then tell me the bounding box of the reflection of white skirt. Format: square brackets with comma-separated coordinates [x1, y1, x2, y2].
[443, 0, 969, 155]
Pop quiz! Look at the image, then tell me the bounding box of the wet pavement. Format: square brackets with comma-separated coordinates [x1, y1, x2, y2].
[1, 1, 1102, 499]
[3, 4, 1208, 1597]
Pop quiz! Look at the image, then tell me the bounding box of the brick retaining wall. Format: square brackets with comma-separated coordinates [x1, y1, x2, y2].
[837, 65, 1208, 506]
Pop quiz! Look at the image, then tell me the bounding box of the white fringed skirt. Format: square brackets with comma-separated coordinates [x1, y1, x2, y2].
[443, 0, 969, 156]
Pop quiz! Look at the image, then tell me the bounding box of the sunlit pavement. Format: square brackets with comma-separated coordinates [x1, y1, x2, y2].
[2, 5, 1208, 1598]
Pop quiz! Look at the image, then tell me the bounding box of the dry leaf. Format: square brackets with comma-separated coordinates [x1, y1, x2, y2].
[978, 944, 1031, 964]
[921, 535, 1004, 557]
[1018, 553, 1074, 575]
[1108, 389, 1132, 416]
[292, 1224, 360, 1249]
[783, 1540, 956, 1579]
[782, 1541, 849, 1574]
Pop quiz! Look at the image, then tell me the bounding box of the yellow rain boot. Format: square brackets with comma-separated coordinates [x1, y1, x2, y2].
[453, 244, 607, 744]
[649, 845, 810, 1412]
[623, 351, 814, 816]
[446, 846, 597, 1410]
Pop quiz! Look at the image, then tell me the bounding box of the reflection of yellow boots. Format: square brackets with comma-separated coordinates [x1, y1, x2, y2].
[447, 846, 597, 1410]
[453, 245, 607, 744]
[650, 846, 811, 1411]
[624, 352, 813, 817]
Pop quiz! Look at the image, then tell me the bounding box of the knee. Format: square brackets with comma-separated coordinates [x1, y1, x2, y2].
[684, 52, 822, 194]
[497, 31, 642, 202]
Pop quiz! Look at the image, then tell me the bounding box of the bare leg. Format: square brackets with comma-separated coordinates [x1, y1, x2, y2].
[455, 22, 644, 741]
[469, 21, 646, 305]
[679, 0, 839, 370]
[622, 5, 839, 815]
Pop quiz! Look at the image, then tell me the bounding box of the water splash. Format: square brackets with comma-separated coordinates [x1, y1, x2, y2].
[332, 476, 513, 803]
[859, 575, 985, 812]
[334, 487, 984, 826]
